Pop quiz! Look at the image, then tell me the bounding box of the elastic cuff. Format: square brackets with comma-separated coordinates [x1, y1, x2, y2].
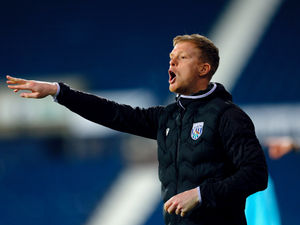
[197, 186, 202, 204]
[52, 82, 60, 102]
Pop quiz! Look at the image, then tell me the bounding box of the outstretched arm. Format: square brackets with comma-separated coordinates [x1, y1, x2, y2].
[6, 75, 162, 140]
[265, 136, 299, 159]
[6, 75, 58, 98]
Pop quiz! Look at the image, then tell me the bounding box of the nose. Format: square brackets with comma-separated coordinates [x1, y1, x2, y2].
[169, 57, 177, 66]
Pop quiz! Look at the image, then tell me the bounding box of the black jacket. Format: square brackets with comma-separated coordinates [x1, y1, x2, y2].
[56, 82, 268, 225]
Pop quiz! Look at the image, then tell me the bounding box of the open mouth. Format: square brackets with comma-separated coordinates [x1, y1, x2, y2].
[169, 70, 176, 84]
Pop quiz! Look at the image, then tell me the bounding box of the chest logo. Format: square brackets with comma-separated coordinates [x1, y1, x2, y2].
[166, 128, 170, 136]
[191, 122, 204, 140]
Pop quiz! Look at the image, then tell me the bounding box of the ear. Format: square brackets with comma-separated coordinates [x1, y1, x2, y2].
[198, 63, 211, 77]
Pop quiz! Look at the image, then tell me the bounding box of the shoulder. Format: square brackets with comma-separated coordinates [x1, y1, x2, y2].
[159, 102, 177, 116]
[220, 104, 256, 132]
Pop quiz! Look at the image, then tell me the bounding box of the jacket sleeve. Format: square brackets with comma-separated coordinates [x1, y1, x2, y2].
[56, 83, 163, 139]
[199, 106, 268, 208]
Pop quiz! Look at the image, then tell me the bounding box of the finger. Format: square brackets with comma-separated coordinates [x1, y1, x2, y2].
[7, 85, 19, 91]
[20, 92, 39, 98]
[175, 206, 182, 215]
[7, 84, 30, 90]
[167, 202, 177, 214]
[6, 75, 15, 81]
[7, 80, 27, 85]
[6, 75, 23, 81]
[6, 75, 27, 84]
[164, 199, 172, 212]
[6, 80, 21, 84]
[180, 211, 186, 217]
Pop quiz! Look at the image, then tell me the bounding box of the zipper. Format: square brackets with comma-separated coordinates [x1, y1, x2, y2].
[175, 110, 182, 223]
[175, 110, 183, 192]
[175, 97, 184, 223]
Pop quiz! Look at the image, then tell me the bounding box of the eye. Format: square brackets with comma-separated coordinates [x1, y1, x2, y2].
[180, 55, 187, 59]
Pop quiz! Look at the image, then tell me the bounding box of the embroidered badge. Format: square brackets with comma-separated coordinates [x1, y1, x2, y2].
[191, 122, 204, 140]
[166, 128, 170, 136]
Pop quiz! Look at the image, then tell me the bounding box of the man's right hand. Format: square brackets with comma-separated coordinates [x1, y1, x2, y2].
[6, 75, 58, 99]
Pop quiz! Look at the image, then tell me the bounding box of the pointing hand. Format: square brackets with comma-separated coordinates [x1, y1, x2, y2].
[6, 75, 58, 99]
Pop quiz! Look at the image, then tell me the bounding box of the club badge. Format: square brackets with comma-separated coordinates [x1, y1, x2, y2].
[191, 122, 204, 140]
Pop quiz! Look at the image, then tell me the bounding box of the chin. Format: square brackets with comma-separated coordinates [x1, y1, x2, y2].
[169, 85, 177, 93]
[169, 87, 182, 95]
[169, 83, 188, 95]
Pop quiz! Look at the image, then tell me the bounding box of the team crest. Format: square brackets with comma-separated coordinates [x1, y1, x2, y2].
[191, 122, 204, 140]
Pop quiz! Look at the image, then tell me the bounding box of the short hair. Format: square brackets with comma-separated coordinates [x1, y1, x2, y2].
[173, 34, 219, 77]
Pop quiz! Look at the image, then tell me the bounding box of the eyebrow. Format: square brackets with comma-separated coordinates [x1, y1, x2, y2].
[169, 51, 191, 58]
[169, 51, 183, 57]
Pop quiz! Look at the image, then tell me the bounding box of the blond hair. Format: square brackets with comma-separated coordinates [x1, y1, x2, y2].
[173, 34, 219, 77]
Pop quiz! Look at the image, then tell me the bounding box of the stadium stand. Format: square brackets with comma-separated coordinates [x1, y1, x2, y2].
[0, 137, 124, 225]
[0, 0, 299, 225]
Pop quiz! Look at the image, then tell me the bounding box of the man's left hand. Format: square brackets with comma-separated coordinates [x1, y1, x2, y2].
[164, 187, 200, 217]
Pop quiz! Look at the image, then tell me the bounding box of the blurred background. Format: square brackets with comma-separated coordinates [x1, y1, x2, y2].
[0, 0, 299, 224]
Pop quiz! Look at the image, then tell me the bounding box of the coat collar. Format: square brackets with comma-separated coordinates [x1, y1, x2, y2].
[176, 83, 217, 110]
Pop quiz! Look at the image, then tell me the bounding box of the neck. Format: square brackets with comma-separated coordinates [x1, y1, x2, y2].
[188, 79, 210, 95]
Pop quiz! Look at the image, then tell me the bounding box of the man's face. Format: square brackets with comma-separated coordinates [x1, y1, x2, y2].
[168, 41, 204, 95]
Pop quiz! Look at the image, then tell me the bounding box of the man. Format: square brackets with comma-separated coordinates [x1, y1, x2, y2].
[266, 136, 299, 159]
[7, 34, 268, 225]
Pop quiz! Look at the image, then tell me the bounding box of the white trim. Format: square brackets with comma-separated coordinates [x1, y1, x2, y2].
[178, 100, 186, 110]
[180, 83, 217, 99]
[86, 165, 161, 225]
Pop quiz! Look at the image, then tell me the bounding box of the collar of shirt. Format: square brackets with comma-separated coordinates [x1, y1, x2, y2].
[176, 83, 217, 110]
